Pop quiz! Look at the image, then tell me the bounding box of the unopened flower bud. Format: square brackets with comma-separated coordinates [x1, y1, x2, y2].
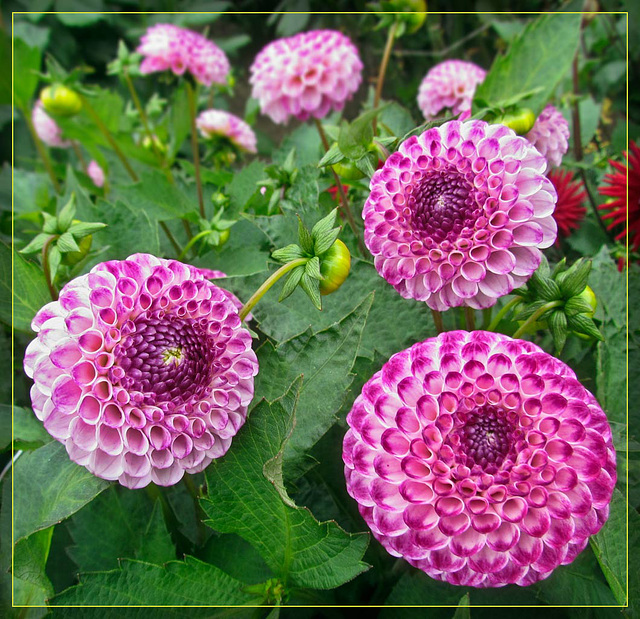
[40, 84, 82, 117]
[319, 239, 351, 295]
[494, 108, 536, 135]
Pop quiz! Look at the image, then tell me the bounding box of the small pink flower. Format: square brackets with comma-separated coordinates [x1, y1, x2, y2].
[249, 29, 363, 124]
[137, 24, 230, 87]
[417, 60, 486, 121]
[87, 160, 105, 188]
[525, 105, 570, 171]
[196, 109, 257, 153]
[32, 101, 71, 148]
[24, 254, 259, 489]
[343, 330, 616, 588]
[363, 120, 557, 310]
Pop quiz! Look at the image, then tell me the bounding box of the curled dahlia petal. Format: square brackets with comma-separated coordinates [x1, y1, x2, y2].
[137, 23, 230, 87]
[525, 105, 569, 171]
[343, 330, 616, 588]
[87, 160, 105, 188]
[24, 254, 259, 489]
[196, 109, 257, 153]
[417, 60, 486, 121]
[32, 101, 71, 148]
[363, 120, 557, 310]
[249, 29, 363, 124]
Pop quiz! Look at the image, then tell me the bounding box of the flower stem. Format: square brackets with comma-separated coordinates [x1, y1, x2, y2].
[314, 118, 366, 256]
[185, 80, 205, 218]
[372, 20, 398, 135]
[486, 297, 521, 332]
[178, 229, 211, 261]
[71, 141, 87, 174]
[239, 258, 308, 321]
[42, 235, 58, 301]
[79, 93, 139, 182]
[512, 300, 563, 340]
[464, 307, 476, 331]
[431, 309, 444, 334]
[159, 221, 181, 256]
[23, 108, 61, 193]
[182, 473, 207, 547]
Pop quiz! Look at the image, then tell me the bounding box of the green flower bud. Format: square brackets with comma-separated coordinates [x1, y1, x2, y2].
[40, 84, 82, 117]
[331, 159, 366, 181]
[62, 220, 92, 266]
[141, 134, 167, 154]
[494, 108, 536, 136]
[577, 285, 597, 317]
[217, 228, 230, 247]
[319, 239, 351, 295]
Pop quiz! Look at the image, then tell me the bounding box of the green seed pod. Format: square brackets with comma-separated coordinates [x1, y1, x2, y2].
[40, 85, 82, 117]
[495, 108, 536, 136]
[319, 239, 351, 295]
[331, 159, 366, 181]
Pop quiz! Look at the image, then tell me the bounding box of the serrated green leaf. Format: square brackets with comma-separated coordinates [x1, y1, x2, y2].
[278, 264, 304, 302]
[304, 256, 322, 280]
[299, 272, 322, 310]
[318, 142, 344, 167]
[13, 441, 111, 544]
[271, 243, 305, 263]
[57, 193, 76, 231]
[201, 382, 369, 590]
[557, 258, 592, 298]
[56, 232, 80, 253]
[567, 313, 604, 340]
[19, 232, 51, 255]
[548, 309, 567, 353]
[297, 216, 314, 254]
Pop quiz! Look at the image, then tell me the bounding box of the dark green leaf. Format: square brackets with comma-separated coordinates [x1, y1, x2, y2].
[565, 295, 596, 316]
[227, 160, 266, 218]
[13, 38, 41, 111]
[548, 309, 567, 353]
[278, 264, 304, 302]
[567, 313, 604, 340]
[13, 527, 54, 597]
[529, 270, 561, 301]
[557, 258, 591, 298]
[338, 119, 368, 160]
[0, 404, 51, 451]
[299, 272, 322, 310]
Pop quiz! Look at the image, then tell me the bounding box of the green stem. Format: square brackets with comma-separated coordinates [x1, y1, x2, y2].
[512, 300, 563, 340]
[182, 474, 207, 547]
[185, 80, 205, 218]
[372, 20, 398, 135]
[486, 297, 521, 332]
[239, 258, 308, 321]
[23, 109, 61, 193]
[464, 306, 476, 331]
[71, 141, 87, 174]
[431, 309, 444, 334]
[178, 229, 211, 260]
[181, 219, 193, 240]
[481, 307, 492, 330]
[42, 235, 58, 301]
[79, 94, 139, 182]
[159, 221, 181, 256]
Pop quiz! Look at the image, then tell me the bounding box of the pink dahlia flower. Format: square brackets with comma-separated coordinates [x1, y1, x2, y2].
[417, 60, 486, 121]
[363, 120, 557, 310]
[24, 254, 259, 489]
[249, 29, 363, 124]
[196, 109, 257, 153]
[32, 101, 71, 148]
[343, 330, 616, 588]
[525, 105, 569, 171]
[137, 23, 230, 87]
[87, 160, 105, 188]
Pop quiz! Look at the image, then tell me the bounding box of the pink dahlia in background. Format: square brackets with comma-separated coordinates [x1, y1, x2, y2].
[249, 29, 363, 124]
[137, 23, 230, 87]
[417, 60, 486, 121]
[547, 168, 586, 238]
[524, 105, 569, 171]
[363, 120, 557, 310]
[24, 254, 258, 489]
[343, 330, 616, 588]
[598, 140, 640, 253]
[87, 160, 105, 188]
[196, 109, 257, 153]
[32, 101, 71, 148]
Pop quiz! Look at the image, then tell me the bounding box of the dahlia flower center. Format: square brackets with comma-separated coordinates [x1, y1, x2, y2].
[409, 167, 478, 242]
[114, 315, 215, 406]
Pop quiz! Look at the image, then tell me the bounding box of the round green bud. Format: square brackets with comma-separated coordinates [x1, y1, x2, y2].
[217, 228, 230, 247]
[319, 239, 351, 295]
[387, 0, 427, 32]
[331, 159, 366, 181]
[494, 108, 536, 136]
[40, 85, 82, 117]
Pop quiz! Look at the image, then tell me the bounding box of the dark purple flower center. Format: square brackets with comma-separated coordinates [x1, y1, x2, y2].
[408, 167, 479, 242]
[113, 314, 216, 408]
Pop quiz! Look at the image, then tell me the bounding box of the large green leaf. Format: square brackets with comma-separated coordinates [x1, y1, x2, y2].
[13, 441, 110, 544]
[0, 242, 51, 333]
[201, 381, 369, 590]
[254, 294, 372, 474]
[227, 160, 266, 218]
[13, 38, 41, 111]
[13, 527, 54, 597]
[0, 404, 52, 451]
[473, 13, 581, 115]
[50, 556, 261, 612]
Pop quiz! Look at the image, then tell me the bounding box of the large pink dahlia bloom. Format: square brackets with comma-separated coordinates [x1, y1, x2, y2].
[417, 60, 487, 121]
[196, 109, 258, 153]
[32, 101, 71, 148]
[137, 23, 230, 87]
[343, 330, 616, 588]
[24, 254, 258, 489]
[363, 120, 557, 310]
[525, 105, 570, 171]
[249, 29, 363, 124]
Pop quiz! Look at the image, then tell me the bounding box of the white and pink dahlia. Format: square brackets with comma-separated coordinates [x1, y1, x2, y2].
[196, 109, 257, 154]
[249, 29, 363, 124]
[32, 101, 71, 148]
[417, 60, 486, 121]
[87, 160, 105, 188]
[137, 23, 230, 87]
[24, 254, 258, 489]
[363, 120, 557, 310]
[343, 330, 616, 588]
[525, 105, 570, 171]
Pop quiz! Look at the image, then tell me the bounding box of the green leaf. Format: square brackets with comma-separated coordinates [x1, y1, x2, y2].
[67, 221, 107, 238]
[55, 0, 104, 26]
[548, 308, 567, 353]
[228, 160, 266, 218]
[473, 13, 581, 115]
[13, 527, 54, 597]
[567, 313, 604, 341]
[338, 119, 368, 160]
[311, 208, 338, 243]
[19, 232, 51, 255]
[56, 232, 80, 253]
[0, 404, 51, 451]
[57, 193, 76, 231]
[278, 265, 305, 302]
[565, 295, 596, 316]
[254, 294, 373, 473]
[0, 242, 51, 332]
[557, 258, 591, 298]
[304, 256, 322, 280]
[13, 441, 110, 544]
[51, 556, 260, 609]
[201, 382, 369, 590]
[13, 38, 41, 111]
[297, 216, 314, 254]
[528, 270, 561, 301]
[452, 593, 470, 619]
[318, 142, 344, 167]
[271, 243, 306, 263]
[299, 272, 322, 310]
[314, 226, 341, 257]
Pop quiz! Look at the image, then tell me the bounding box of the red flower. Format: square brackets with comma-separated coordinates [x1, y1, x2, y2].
[547, 168, 587, 238]
[598, 141, 640, 252]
